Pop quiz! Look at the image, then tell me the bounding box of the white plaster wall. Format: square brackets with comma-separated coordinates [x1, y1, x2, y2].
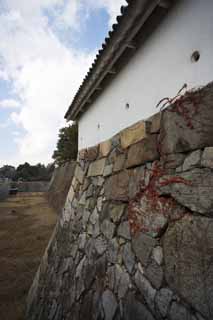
[78, 0, 213, 149]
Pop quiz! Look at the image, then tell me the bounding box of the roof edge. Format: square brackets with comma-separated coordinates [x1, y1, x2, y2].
[65, 0, 172, 121]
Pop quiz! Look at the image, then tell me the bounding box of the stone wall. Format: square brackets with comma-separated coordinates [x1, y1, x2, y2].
[26, 82, 213, 320]
[47, 162, 76, 214]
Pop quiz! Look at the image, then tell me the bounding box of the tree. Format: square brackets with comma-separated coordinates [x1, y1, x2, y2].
[52, 123, 78, 166]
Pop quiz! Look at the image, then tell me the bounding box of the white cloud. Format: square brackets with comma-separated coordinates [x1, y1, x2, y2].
[0, 99, 20, 109]
[0, 0, 126, 165]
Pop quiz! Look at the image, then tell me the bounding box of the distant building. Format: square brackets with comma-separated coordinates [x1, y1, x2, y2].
[65, 0, 213, 150]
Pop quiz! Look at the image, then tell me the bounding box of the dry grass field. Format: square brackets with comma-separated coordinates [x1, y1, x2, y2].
[0, 193, 57, 320]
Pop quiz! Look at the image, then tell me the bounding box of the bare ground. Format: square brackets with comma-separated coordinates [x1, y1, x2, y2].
[0, 193, 57, 320]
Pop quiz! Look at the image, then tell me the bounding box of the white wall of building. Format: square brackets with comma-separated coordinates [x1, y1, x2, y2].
[78, 0, 213, 149]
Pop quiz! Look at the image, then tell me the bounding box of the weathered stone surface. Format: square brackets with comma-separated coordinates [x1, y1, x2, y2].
[123, 292, 155, 320]
[149, 112, 162, 133]
[105, 171, 130, 201]
[156, 288, 173, 317]
[182, 150, 201, 171]
[90, 208, 99, 225]
[101, 220, 115, 239]
[132, 233, 156, 266]
[117, 270, 130, 299]
[164, 215, 213, 318]
[88, 158, 106, 177]
[128, 166, 146, 199]
[75, 165, 84, 184]
[94, 237, 107, 256]
[145, 260, 163, 289]
[201, 147, 213, 168]
[162, 153, 185, 169]
[169, 302, 192, 320]
[152, 246, 163, 265]
[122, 243, 135, 274]
[117, 221, 131, 240]
[135, 271, 156, 314]
[120, 120, 148, 149]
[85, 145, 99, 161]
[114, 154, 126, 172]
[102, 290, 117, 320]
[160, 84, 213, 155]
[109, 203, 126, 223]
[159, 168, 213, 215]
[107, 238, 119, 264]
[126, 135, 159, 168]
[100, 140, 112, 157]
[103, 164, 113, 177]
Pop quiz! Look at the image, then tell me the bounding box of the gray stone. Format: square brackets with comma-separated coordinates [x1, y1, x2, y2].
[97, 197, 103, 212]
[201, 147, 213, 168]
[135, 271, 156, 314]
[86, 184, 94, 198]
[123, 292, 155, 320]
[128, 166, 146, 199]
[164, 215, 213, 318]
[109, 203, 126, 223]
[94, 237, 107, 256]
[122, 243, 135, 274]
[155, 288, 173, 317]
[90, 208, 99, 225]
[101, 219, 115, 239]
[78, 233, 87, 251]
[107, 266, 116, 291]
[152, 246, 163, 265]
[182, 150, 201, 171]
[169, 302, 192, 320]
[126, 135, 159, 168]
[75, 165, 85, 184]
[102, 290, 117, 320]
[117, 221, 131, 240]
[107, 238, 119, 264]
[118, 270, 130, 299]
[105, 171, 130, 201]
[145, 260, 163, 289]
[88, 158, 106, 177]
[79, 192, 86, 205]
[103, 164, 113, 177]
[132, 233, 156, 266]
[160, 83, 213, 155]
[159, 168, 213, 215]
[97, 176, 105, 186]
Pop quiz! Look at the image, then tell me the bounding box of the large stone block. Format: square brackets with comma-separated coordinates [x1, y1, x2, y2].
[87, 158, 106, 177]
[104, 171, 130, 201]
[120, 120, 148, 149]
[126, 135, 159, 168]
[160, 83, 213, 155]
[74, 165, 85, 184]
[163, 215, 213, 318]
[132, 233, 156, 266]
[159, 168, 213, 216]
[99, 140, 112, 157]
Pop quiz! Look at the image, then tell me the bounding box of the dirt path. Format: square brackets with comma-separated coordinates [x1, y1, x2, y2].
[0, 193, 57, 320]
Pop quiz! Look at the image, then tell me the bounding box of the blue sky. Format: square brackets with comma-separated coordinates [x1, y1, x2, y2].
[0, 0, 126, 167]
